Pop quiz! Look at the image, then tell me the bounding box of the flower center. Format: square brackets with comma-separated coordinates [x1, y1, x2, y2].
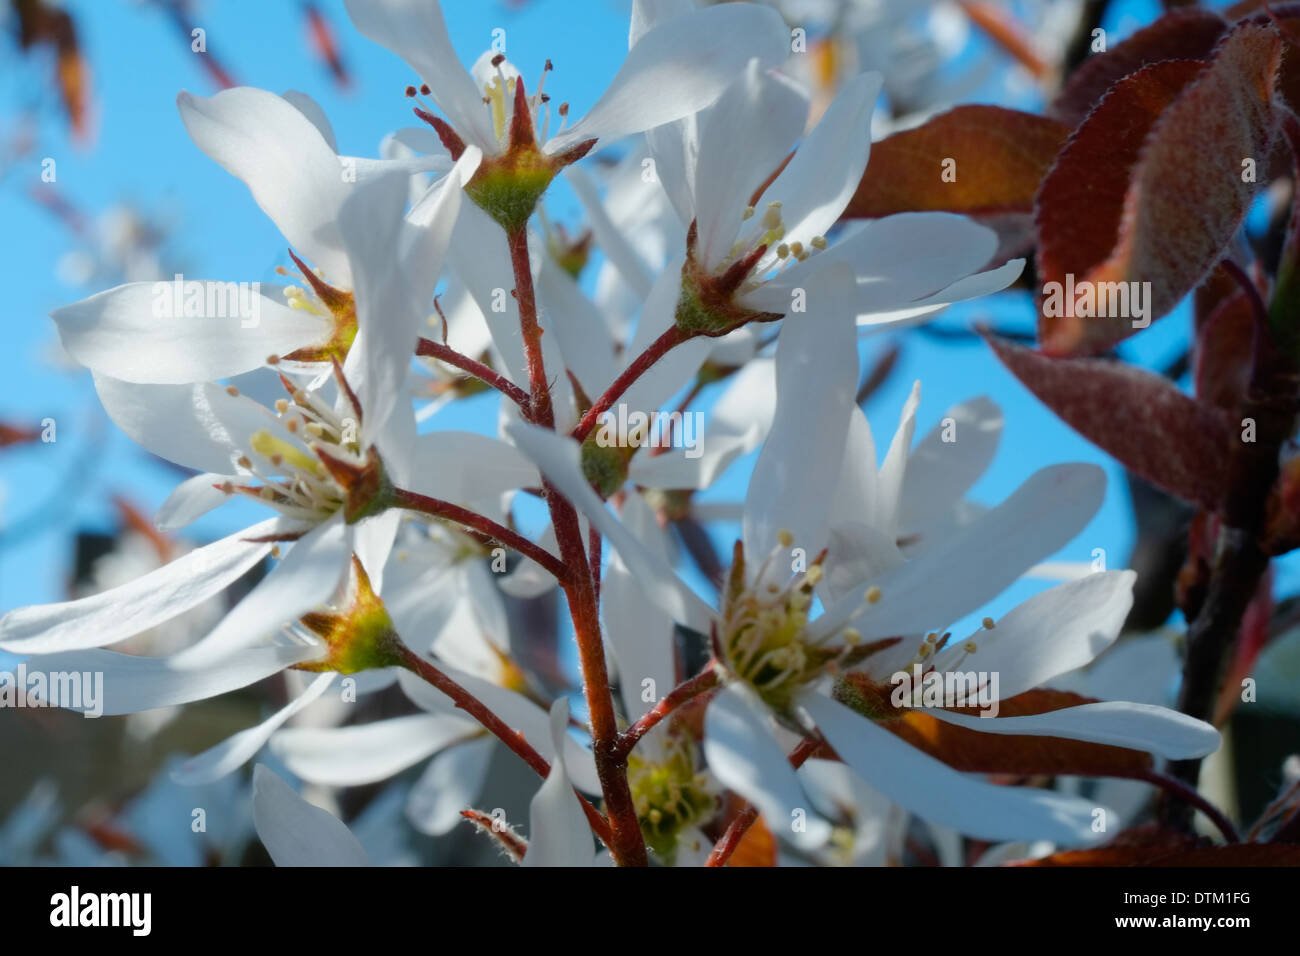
[219, 379, 372, 523]
[627, 734, 717, 864]
[718, 534, 868, 714]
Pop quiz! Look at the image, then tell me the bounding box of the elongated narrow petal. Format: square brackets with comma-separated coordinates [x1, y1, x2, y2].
[703, 683, 830, 850]
[93, 373, 294, 475]
[925, 701, 1219, 761]
[816, 463, 1107, 642]
[405, 430, 539, 509]
[546, 2, 789, 155]
[178, 88, 355, 282]
[800, 692, 1107, 846]
[737, 71, 881, 274]
[602, 493, 677, 719]
[171, 673, 337, 784]
[0, 518, 284, 654]
[406, 736, 495, 836]
[171, 515, 351, 668]
[21, 643, 321, 715]
[743, 262, 859, 568]
[521, 700, 596, 867]
[694, 60, 807, 272]
[898, 396, 1002, 532]
[252, 764, 370, 866]
[342, 0, 497, 152]
[931, 571, 1137, 699]
[52, 282, 328, 384]
[271, 713, 479, 786]
[155, 472, 238, 531]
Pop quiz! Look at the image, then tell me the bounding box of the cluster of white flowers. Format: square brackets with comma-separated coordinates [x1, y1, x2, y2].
[0, 0, 1219, 867]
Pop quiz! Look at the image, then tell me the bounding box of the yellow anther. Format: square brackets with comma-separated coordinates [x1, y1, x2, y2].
[843, 628, 861, 646]
[776, 243, 790, 259]
[742, 205, 755, 220]
[225, 385, 239, 397]
[275, 399, 289, 414]
[805, 564, 823, 585]
[250, 429, 319, 476]
[964, 641, 978, 654]
[866, 586, 882, 604]
[778, 529, 794, 548]
[982, 617, 996, 630]
[810, 235, 828, 250]
[761, 201, 783, 230]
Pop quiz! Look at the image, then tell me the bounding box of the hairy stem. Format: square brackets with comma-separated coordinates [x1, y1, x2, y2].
[391, 486, 568, 583]
[571, 326, 689, 442]
[416, 337, 531, 410]
[507, 226, 649, 866]
[616, 663, 720, 759]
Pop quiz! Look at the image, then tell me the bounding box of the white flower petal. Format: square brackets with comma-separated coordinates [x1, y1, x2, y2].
[171, 515, 351, 668]
[252, 764, 370, 866]
[178, 88, 356, 282]
[694, 61, 807, 272]
[898, 396, 1002, 532]
[925, 700, 1219, 761]
[522, 700, 596, 867]
[406, 736, 495, 835]
[271, 713, 479, 786]
[0, 518, 282, 654]
[154, 472, 236, 531]
[932, 571, 1137, 699]
[396, 666, 602, 793]
[743, 262, 859, 566]
[821, 464, 1108, 641]
[702, 683, 830, 850]
[546, 2, 789, 154]
[171, 673, 336, 784]
[52, 281, 328, 384]
[343, 0, 497, 152]
[799, 691, 1106, 846]
[602, 493, 677, 719]
[22, 643, 321, 715]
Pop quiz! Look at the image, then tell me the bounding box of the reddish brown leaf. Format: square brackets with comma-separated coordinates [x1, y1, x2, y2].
[843, 106, 1068, 219]
[1050, 8, 1228, 126]
[1194, 288, 1255, 410]
[1036, 25, 1282, 356]
[886, 688, 1155, 778]
[1013, 842, 1300, 866]
[988, 335, 1235, 511]
[1036, 60, 1206, 354]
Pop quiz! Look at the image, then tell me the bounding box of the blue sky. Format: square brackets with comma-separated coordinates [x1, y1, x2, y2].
[1, 0, 1280, 655]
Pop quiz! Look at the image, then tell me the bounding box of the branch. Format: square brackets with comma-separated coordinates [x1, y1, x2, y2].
[571, 326, 690, 442]
[615, 663, 720, 759]
[391, 487, 568, 583]
[416, 337, 531, 410]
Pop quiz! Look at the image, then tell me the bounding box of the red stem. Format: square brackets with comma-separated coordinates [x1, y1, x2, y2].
[391, 486, 568, 583]
[571, 326, 689, 442]
[507, 226, 649, 867]
[416, 337, 530, 410]
[396, 643, 612, 845]
[616, 663, 720, 759]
